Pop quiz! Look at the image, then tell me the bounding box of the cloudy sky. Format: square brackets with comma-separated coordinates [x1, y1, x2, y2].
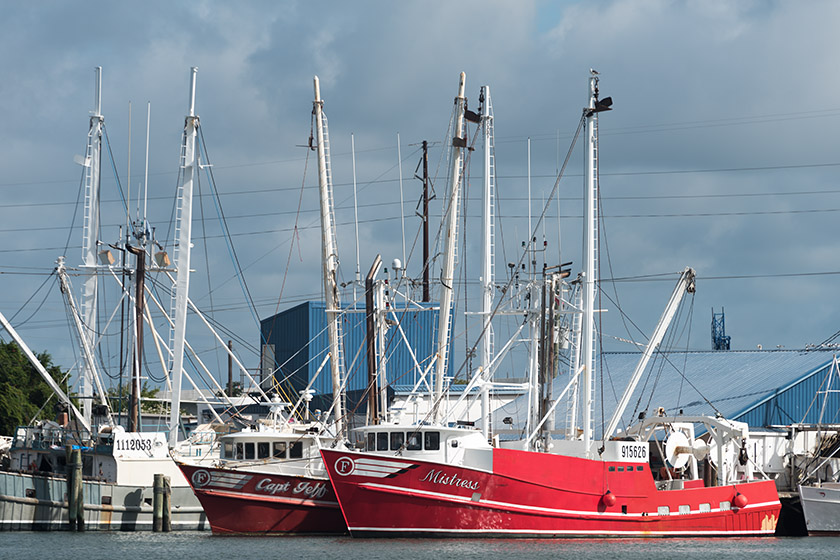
[1, 1, 839, 396]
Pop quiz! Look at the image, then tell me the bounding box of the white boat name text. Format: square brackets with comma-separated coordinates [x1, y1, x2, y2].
[420, 469, 480, 490]
[255, 479, 328, 499]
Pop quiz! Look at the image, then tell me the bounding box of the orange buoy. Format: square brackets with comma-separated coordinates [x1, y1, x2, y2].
[603, 490, 617, 507]
[733, 492, 748, 509]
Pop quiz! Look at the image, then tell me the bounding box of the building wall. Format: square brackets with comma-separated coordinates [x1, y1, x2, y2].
[260, 301, 443, 402]
[735, 360, 840, 427]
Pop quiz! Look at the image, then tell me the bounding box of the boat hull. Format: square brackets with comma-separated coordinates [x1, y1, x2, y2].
[0, 470, 207, 531]
[176, 462, 345, 535]
[799, 483, 840, 535]
[322, 448, 781, 538]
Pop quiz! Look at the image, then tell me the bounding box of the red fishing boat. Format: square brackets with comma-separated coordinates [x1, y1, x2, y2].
[176, 426, 345, 535]
[322, 422, 780, 537]
[174, 73, 351, 535]
[321, 70, 781, 538]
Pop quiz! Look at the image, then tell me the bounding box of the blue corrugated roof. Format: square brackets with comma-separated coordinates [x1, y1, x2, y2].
[492, 349, 838, 436]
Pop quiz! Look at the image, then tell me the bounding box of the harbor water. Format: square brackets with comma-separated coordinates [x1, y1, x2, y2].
[1, 533, 837, 560]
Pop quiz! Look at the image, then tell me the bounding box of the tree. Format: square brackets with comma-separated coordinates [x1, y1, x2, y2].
[107, 381, 165, 414]
[0, 340, 68, 436]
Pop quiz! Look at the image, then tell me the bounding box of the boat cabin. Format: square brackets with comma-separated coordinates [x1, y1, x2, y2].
[356, 423, 492, 468]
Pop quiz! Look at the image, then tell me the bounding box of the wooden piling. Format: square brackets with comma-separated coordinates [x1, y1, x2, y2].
[163, 475, 172, 532]
[153, 473, 164, 532]
[66, 446, 84, 531]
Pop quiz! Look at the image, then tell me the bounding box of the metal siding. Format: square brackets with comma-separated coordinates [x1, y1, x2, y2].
[262, 301, 440, 400]
[260, 302, 314, 398]
[736, 362, 840, 426]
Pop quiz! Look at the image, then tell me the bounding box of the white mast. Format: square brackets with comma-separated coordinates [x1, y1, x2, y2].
[479, 85, 495, 438]
[581, 70, 607, 455]
[313, 75, 346, 438]
[433, 72, 467, 422]
[79, 66, 103, 424]
[168, 67, 198, 448]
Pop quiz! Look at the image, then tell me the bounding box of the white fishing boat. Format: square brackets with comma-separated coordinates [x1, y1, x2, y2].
[0, 67, 257, 531]
[795, 356, 840, 534]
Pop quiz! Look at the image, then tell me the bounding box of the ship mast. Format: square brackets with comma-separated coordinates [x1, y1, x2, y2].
[313, 76, 346, 438]
[479, 85, 495, 438]
[79, 66, 104, 425]
[580, 72, 599, 454]
[581, 70, 611, 455]
[433, 73, 467, 423]
[168, 67, 198, 448]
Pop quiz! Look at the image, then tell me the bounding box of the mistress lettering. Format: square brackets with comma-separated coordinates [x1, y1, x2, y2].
[420, 469, 480, 491]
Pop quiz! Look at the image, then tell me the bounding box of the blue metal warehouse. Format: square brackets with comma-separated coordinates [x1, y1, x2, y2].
[494, 349, 840, 435]
[260, 301, 444, 407]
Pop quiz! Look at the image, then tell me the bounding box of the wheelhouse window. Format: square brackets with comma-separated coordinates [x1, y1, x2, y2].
[424, 431, 440, 451]
[390, 432, 405, 451]
[244, 442, 255, 460]
[289, 441, 303, 459]
[235, 442, 244, 460]
[273, 442, 287, 459]
[377, 432, 389, 451]
[406, 433, 421, 451]
[223, 442, 234, 459]
[257, 442, 270, 459]
[367, 433, 376, 452]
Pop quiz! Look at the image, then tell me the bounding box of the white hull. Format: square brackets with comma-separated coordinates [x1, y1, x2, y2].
[0, 470, 208, 531]
[799, 483, 840, 535]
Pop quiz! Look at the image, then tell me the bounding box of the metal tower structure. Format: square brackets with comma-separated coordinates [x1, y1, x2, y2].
[712, 307, 731, 351]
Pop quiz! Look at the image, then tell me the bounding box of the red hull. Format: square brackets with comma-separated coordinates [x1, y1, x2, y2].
[321, 448, 781, 537]
[177, 462, 345, 535]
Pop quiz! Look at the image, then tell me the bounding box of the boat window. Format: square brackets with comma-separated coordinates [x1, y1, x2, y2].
[406, 433, 421, 451]
[719, 501, 730, 511]
[657, 506, 669, 516]
[608, 466, 615, 472]
[289, 441, 303, 459]
[636, 466, 644, 471]
[236, 442, 244, 460]
[679, 505, 690, 515]
[390, 432, 405, 451]
[223, 442, 234, 459]
[273, 442, 287, 459]
[367, 433, 376, 452]
[377, 432, 389, 451]
[245, 442, 255, 460]
[699, 503, 711, 513]
[257, 442, 270, 459]
[617, 467, 624, 472]
[424, 431, 440, 451]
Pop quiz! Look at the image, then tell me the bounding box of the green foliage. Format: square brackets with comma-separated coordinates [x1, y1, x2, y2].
[0, 340, 67, 436]
[216, 381, 242, 398]
[107, 381, 165, 414]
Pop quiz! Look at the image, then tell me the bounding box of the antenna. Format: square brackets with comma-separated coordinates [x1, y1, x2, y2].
[397, 133, 406, 282]
[351, 133, 360, 302]
[142, 101, 151, 240]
